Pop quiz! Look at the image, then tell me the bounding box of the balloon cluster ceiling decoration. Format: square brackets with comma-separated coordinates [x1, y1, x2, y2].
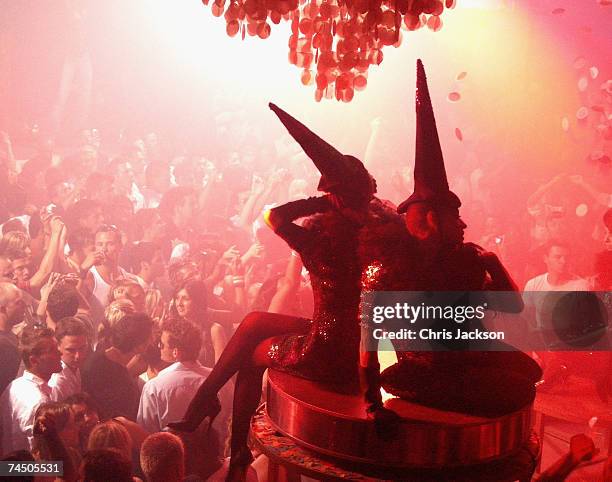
[204, 0, 454, 101]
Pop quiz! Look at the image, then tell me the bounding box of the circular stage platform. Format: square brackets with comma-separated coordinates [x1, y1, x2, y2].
[266, 369, 535, 468]
[254, 406, 540, 481]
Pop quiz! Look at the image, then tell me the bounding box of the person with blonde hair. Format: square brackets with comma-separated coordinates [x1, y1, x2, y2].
[145, 288, 166, 323]
[0, 230, 32, 260]
[104, 299, 136, 327]
[140, 432, 185, 482]
[98, 299, 135, 351]
[87, 419, 132, 454]
[109, 278, 146, 312]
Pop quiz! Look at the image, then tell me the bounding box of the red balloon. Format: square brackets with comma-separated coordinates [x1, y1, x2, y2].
[211, 3, 224, 17]
[257, 22, 271, 39]
[226, 20, 240, 36]
[299, 18, 313, 35]
[301, 69, 313, 85]
[354, 75, 367, 90]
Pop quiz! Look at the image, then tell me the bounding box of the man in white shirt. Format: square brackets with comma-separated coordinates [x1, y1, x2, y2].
[0, 326, 62, 453]
[523, 241, 589, 332]
[49, 317, 91, 402]
[523, 241, 595, 389]
[138, 318, 230, 479]
[524, 242, 589, 293]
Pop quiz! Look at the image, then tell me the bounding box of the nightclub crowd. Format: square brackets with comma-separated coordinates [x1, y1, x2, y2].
[0, 109, 610, 482]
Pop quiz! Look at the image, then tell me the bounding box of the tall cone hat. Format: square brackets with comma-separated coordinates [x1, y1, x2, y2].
[269, 102, 373, 194]
[397, 60, 461, 214]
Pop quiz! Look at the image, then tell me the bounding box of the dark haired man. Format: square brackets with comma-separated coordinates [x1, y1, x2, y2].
[65, 199, 105, 234]
[40, 278, 80, 331]
[524, 242, 588, 293]
[131, 208, 166, 245]
[129, 242, 165, 291]
[523, 242, 605, 398]
[523, 241, 589, 351]
[66, 228, 101, 277]
[0, 326, 62, 452]
[49, 317, 91, 402]
[139, 318, 211, 431]
[81, 312, 152, 420]
[139, 318, 227, 479]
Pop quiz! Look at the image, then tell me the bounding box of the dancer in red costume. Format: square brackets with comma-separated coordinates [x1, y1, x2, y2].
[168, 103, 385, 480]
[360, 60, 542, 416]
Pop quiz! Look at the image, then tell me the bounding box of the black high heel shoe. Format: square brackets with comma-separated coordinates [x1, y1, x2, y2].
[225, 448, 254, 482]
[366, 403, 402, 439]
[167, 395, 221, 434]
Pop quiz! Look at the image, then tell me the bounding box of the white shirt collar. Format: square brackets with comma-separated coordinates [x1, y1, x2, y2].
[22, 370, 49, 386]
[157, 360, 205, 377]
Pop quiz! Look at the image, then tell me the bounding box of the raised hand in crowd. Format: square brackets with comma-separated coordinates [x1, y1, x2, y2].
[240, 242, 264, 267]
[22, 215, 65, 290]
[36, 272, 62, 321]
[236, 175, 267, 229]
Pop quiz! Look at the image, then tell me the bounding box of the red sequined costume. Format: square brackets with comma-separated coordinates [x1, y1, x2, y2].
[169, 102, 380, 477]
[359, 215, 542, 416]
[267, 205, 364, 385]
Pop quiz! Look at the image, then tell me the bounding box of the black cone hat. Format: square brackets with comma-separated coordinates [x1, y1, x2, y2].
[397, 60, 461, 213]
[269, 102, 374, 195]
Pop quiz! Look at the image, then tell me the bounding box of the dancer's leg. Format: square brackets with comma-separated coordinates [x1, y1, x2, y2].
[225, 334, 296, 480]
[360, 351, 382, 408]
[225, 366, 266, 482]
[360, 319, 382, 408]
[360, 322, 401, 437]
[169, 312, 309, 430]
[206, 311, 309, 391]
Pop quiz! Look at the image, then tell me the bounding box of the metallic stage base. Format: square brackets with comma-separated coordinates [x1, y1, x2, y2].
[266, 369, 534, 468]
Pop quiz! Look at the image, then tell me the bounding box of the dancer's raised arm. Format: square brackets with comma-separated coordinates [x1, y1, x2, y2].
[264, 195, 331, 250]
